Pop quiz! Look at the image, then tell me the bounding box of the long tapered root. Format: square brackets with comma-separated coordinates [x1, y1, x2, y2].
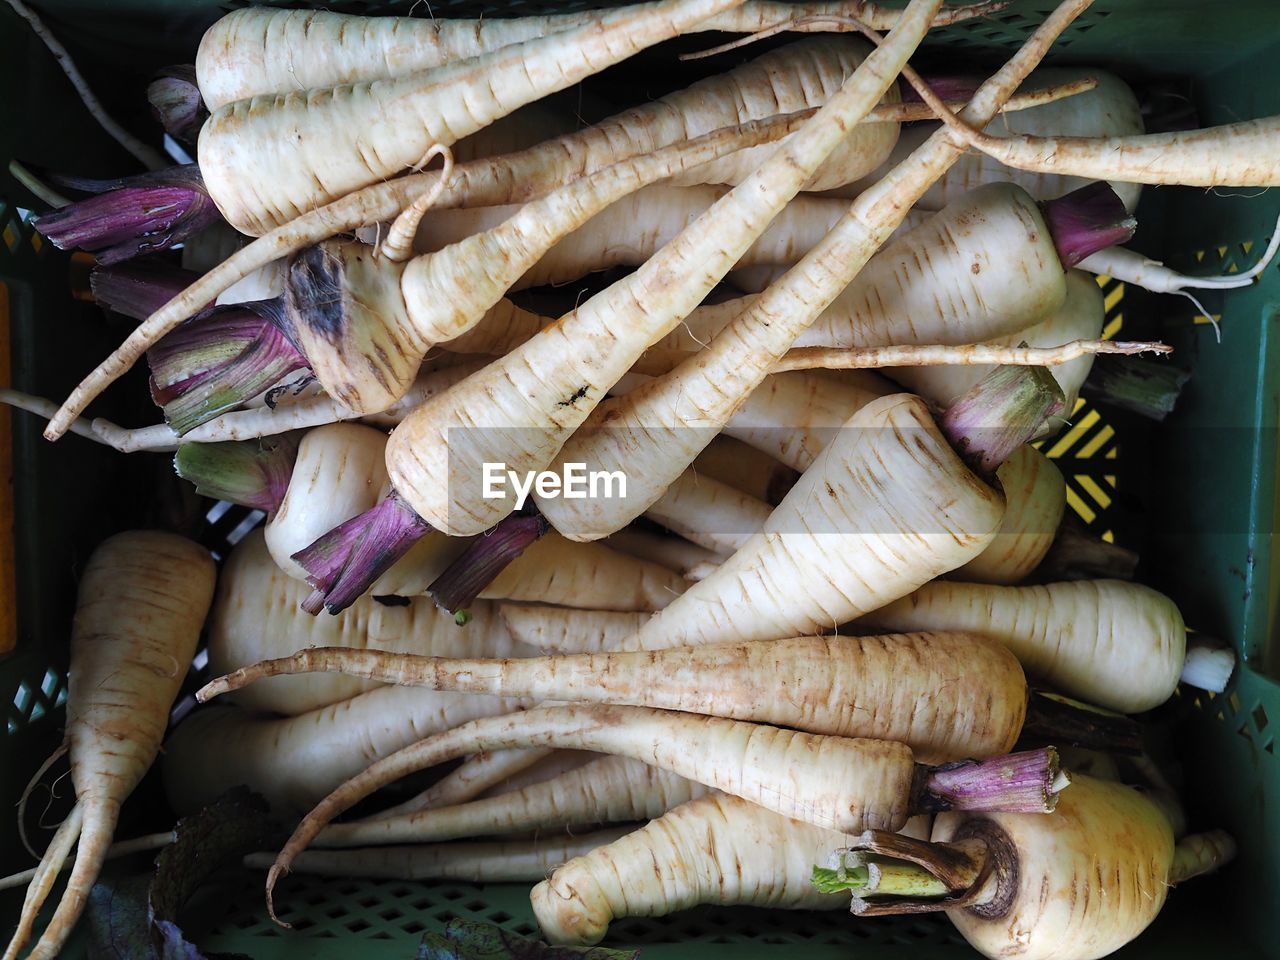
[380, 145, 455, 262]
[773, 339, 1171, 373]
[956, 114, 1280, 187]
[2, 0, 166, 170]
[0, 830, 173, 892]
[1170, 830, 1236, 884]
[2, 805, 82, 960]
[16, 741, 69, 859]
[261, 705, 920, 919]
[365, 747, 557, 821]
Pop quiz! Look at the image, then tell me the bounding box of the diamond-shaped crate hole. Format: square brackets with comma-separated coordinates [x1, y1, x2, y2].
[1254, 704, 1270, 733]
[8, 666, 68, 733]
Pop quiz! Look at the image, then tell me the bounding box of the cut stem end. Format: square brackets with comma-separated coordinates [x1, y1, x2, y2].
[918, 746, 1065, 815]
[940, 364, 1066, 481]
[292, 495, 433, 615]
[1041, 182, 1138, 269]
[428, 513, 549, 613]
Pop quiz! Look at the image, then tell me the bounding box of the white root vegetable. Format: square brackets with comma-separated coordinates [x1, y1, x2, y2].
[718, 370, 891, 471]
[195, 421, 687, 612]
[370, 747, 561, 820]
[624, 393, 1006, 649]
[536, 165, 1121, 539]
[242, 828, 635, 883]
[265, 423, 395, 580]
[478, 534, 688, 611]
[532, 794, 932, 944]
[161, 689, 527, 817]
[950, 447, 1065, 585]
[845, 775, 1234, 960]
[200, 632, 1031, 763]
[680, 181, 1078, 355]
[195, 2, 1004, 109]
[42, 34, 913, 436]
[198, 0, 752, 234]
[405, 185, 852, 291]
[4, 532, 215, 960]
[1078, 215, 1280, 324]
[885, 269, 1105, 412]
[286, 111, 814, 414]
[691, 436, 799, 504]
[472, 750, 599, 798]
[604, 528, 724, 579]
[643, 469, 773, 554]
[859, 578, 1187, 713]
[499, 606, 649, 656]
[256, 702, 1064, 920]
[958, 114, 1280, 188]
[208, 530, 531, 715]
[319, 755, 709, 848]
[382, 2, 940, 539]
[835, 68, 1145, 210]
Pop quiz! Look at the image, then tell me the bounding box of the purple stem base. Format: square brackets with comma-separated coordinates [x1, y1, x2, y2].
[1041, 182, 1137, 269]
[293, 495, 434, 616]
[917, 746, 1063, 814]
[32, 164, 220, 264]
[429, 513, 549, 614]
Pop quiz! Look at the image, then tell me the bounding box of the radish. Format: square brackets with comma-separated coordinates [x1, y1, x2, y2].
[318, 755, 710, 848]
[38, 28, 933, 437]
[836, 67, 1145, 210]
[831, 775, 1234, 960]
[256, 701, 1064, 920]
[207, 530, 533, 716]
[3, 531, 215, 960]
[197, 0, 752, 235]
[161, 688, 527, 817]
[242, 828, 635, 883]
[199, 632, 1041, 762]
[195, 2, 1005, 109]
[532, 794, 933, 944]
[858, 578, 1205, 712]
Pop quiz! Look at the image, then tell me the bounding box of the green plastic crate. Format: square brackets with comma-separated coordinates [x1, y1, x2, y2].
[2, 0, 1279, 956]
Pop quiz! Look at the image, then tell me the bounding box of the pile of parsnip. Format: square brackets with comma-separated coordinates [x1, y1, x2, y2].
[6, 0, 1277, 957]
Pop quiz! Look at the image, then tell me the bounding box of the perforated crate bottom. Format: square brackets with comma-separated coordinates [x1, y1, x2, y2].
[200, 871, 965, 957]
